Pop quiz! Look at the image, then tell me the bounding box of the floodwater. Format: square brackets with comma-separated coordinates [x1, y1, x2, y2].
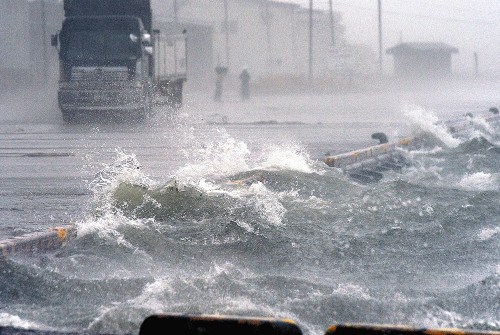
[0, 80, 499, 335]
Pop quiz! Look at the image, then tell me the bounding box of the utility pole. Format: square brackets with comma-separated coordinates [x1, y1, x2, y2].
[173, 0, 178, 23]
[308, 0, 313, 81]
[223, 0, 230, 68]
[265, 2, 272, 75]
[40, 0, 49, 80]
[328, 0, 335, 48]
[378, 0, 383, 75]
[474, 52, 479, 76]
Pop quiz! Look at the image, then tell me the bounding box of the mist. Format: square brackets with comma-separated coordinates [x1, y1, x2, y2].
[288, 0, 500, 77]
[0, 2, 499, 333]
[0, 0, 499, 124]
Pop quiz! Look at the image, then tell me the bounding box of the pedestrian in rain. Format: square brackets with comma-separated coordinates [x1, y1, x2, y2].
[239, 67, 250, 101]
[214, 66, 227, 102]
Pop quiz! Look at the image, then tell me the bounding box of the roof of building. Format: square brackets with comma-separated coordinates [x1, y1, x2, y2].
[386, 42, 458, 54]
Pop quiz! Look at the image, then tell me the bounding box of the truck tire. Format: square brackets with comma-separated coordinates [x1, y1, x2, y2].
[61, 109, 76, 123]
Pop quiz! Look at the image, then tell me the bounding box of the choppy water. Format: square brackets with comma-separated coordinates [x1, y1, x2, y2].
[0, 91, 499, 335]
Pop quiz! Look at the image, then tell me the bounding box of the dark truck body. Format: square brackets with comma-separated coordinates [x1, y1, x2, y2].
[53, 0, 187, 121]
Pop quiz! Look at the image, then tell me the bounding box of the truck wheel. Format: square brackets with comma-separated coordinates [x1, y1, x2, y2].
[62, 109, 75, 123]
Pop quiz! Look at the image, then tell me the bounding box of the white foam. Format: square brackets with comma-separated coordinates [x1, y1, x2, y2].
[469, 114, 494, 135]
[127, 277, 176, 311]
[423, 306, 464, 329]
[457, 172, 498, 191]
[0, 312, 45, 330]
[175, 133, 251, 181]
[404, 105, 462, 148]
[88, 149, 155, 214]
[332, 283, 373, 300]
[255, 143, 318, 174]
[478, 227, 500, 241]
[175, 134, 319, 183]
[248, 182, 286, 227]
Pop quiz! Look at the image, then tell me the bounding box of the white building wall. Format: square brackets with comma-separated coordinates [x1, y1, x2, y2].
[229, 0, 270, 78]
[155, 0, 345, 81]
[0, 0, 31, 69]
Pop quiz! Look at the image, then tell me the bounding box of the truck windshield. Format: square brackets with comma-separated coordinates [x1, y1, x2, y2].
[60, 16, 142, 62]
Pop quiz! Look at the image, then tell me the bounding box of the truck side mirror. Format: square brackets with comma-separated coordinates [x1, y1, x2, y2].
[51, 34, 58, 47]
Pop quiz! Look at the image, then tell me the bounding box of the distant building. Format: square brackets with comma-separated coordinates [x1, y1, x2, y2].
[0, 0, 61, 84]
[2, 0, 374, 90]
[386, 42, 458, 78]
[153, 0, 347, 88]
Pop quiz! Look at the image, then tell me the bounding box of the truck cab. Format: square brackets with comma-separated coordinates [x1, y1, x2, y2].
[55, 15, 153, 120]
[52, 0, 187, 122]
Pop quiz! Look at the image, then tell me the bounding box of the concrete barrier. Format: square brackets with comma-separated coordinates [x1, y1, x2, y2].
[324, 137, 413, 170]
[0, 225, 76, 257]
[324, 111, 499, 173]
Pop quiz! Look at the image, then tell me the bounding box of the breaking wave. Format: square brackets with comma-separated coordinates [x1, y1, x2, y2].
[404, 106, 462, 148]
[2, 109, 499, 335]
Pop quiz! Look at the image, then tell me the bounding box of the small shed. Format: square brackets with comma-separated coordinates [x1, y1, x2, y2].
[386, 42, 458, 78]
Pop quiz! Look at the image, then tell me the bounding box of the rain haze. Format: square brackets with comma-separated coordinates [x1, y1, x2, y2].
[0, 1, 499, 335]
[287, 0, 500, 76]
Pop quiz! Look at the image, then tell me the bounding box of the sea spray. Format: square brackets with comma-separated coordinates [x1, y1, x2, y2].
[458, 172, 498, 191]
[404, 105, 462, 148]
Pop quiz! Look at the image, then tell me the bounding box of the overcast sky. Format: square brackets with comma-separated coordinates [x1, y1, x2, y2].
[284, 0, 500, 76]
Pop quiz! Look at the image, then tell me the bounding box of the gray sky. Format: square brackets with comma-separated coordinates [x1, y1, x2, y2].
[285, 0, 500, 76]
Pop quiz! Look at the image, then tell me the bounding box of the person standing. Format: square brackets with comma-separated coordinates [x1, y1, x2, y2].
[214, 66, 227, 102]
[239, 67, 251, 101]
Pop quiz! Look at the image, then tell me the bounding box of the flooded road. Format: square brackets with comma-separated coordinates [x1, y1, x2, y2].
[0, 82, 498, 238]
[0, 81, 499, 335]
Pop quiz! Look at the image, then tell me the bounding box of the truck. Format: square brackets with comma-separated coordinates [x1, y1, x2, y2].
[51, 0, 187, 121]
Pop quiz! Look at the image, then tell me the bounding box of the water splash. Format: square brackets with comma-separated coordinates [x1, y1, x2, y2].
[74, 149, 160, 247]
[0, 313, 45, 330]
[88, 148, 156, 215]
[175, 132, 318, 184]
[457, 172, 498, 191]
[255, 143, 319, 174]
[176, 132, 251, 182]
[478, 227, 500, 241]
[404, 105, 462, 148]
[248, 182, 286, 227]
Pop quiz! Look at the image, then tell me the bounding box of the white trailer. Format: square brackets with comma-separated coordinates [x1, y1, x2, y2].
[152, 30, 187, 108]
